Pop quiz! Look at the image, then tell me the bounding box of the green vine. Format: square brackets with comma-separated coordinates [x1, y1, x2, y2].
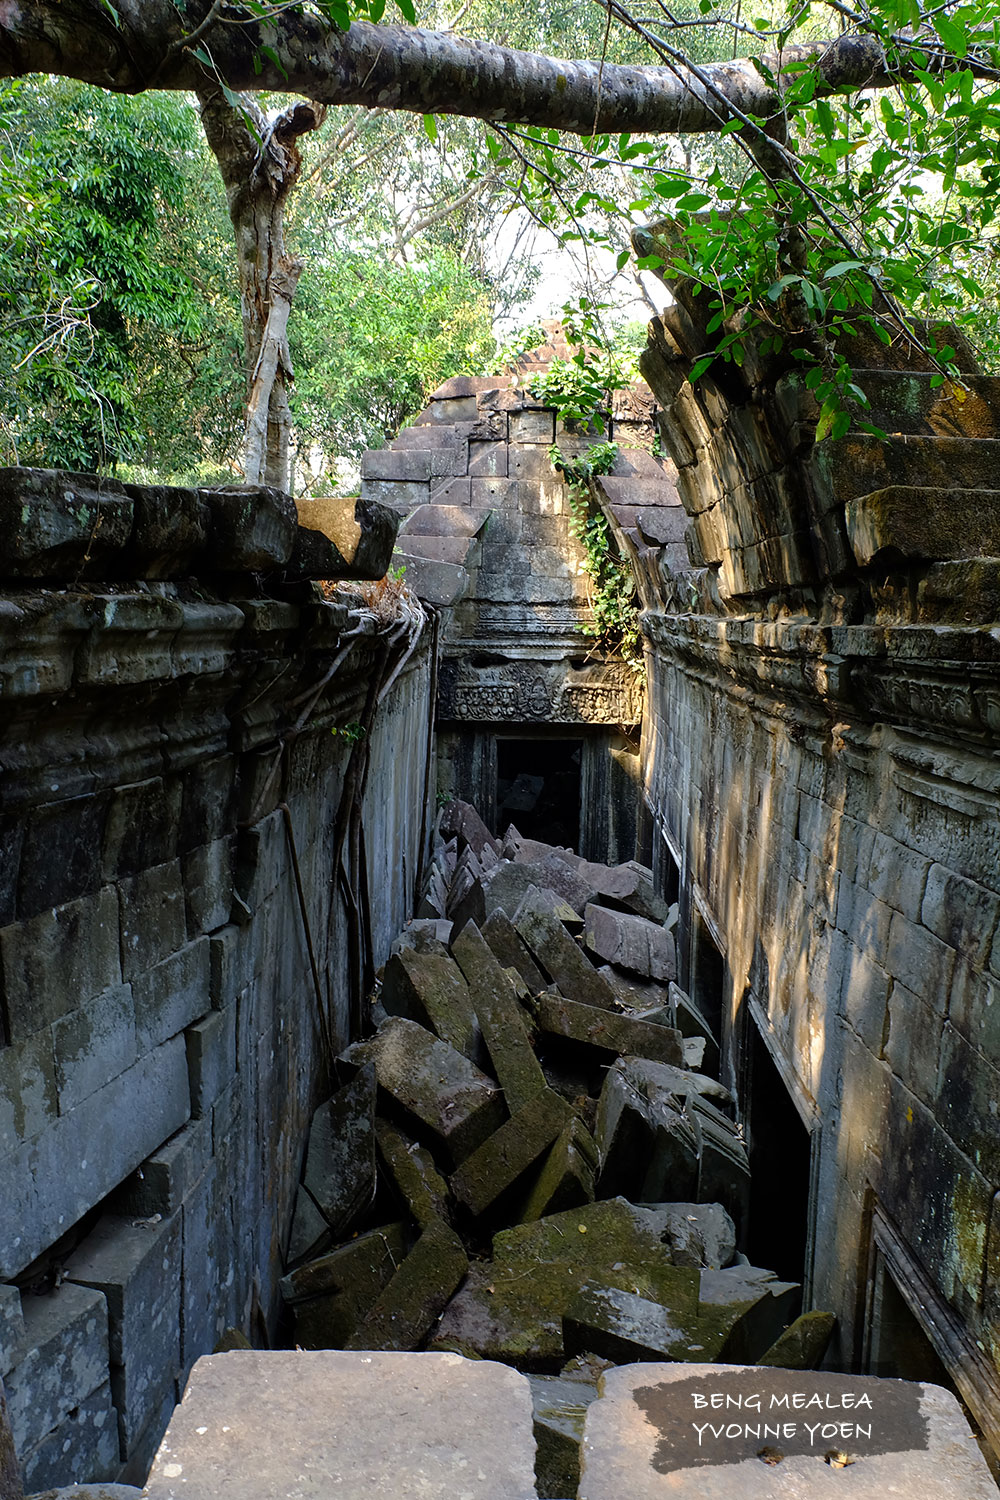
[549, 440, 644, 678]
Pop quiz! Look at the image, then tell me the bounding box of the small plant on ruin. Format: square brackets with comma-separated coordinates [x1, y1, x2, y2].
[549, 439, 644, 678]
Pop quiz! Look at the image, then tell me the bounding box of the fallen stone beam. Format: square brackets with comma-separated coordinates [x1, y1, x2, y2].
[345, 1219, 469, 1352]
[451, 921, 548, 1111]
[530, 994, 685, 1067]
[449, 1090, 573, 1218]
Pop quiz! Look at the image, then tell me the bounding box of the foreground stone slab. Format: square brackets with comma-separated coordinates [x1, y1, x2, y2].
[579, 1363, 998, 1499]
[145, 1351, 537, 1499]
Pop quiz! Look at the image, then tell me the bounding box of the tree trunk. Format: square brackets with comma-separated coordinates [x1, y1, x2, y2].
[1, 3, 980, 138]
[197, 87, 325, 488]
[0, 1377, 22, 1500]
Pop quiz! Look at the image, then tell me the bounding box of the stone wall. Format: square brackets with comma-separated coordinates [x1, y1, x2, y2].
[0, 470, 432, 1490]
[630, 241, 1000, 1462]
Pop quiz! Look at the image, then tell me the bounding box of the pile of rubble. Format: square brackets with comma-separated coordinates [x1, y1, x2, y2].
[279, 801, 833, 1498]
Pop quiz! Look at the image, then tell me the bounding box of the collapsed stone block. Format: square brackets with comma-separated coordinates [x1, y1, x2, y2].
[669, 981, 719, 1069]
[584, 903, 677, 983]
[342, 1017, 506, 1166]
[280, 1223, 409, 1349]
[389, 919, 453, 958]
[450, 1091, 573, 1218]
[0, 1287, 25, 1376]
[345, 1219, 468, 1351]
[451, 922, 547, 1111]
[563, 1279, 705, 1364]
[595, 1058, 736, 1203]
[145, 1350, 538, 1500]
[634, 1202, 735, 1271]
[300, 1064, 377, 1240]
[481, 910, 547, 994]
[759, 1308, 836, 1368]
[519, 1117, 598, 1223]
[688, 1094, 751, 1227]
[514, 890, 618, 1010]
[18, 1380, 120, 1494]
[531, 995, 684, 1067]
[699, 1264, 801, 1362]
[375, 1119, 452, 1228]
[433, 1198, 695, 1365]
[380, 950, 481, 1061]
[438, 800, 499, 858]
[598, 965, 673, 1019]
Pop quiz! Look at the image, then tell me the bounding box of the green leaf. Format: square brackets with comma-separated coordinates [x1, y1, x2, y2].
[689, 355, 715, 383]
[422, 113, 438, 143]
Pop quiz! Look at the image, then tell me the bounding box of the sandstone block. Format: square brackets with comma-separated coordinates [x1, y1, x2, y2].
[579, 1364, 999, 1499]
[201, 485, 297, 571]
[342, 1018, 505, 1166]
[65, 1214, 182, 1451]
[0, 888, 122, 1041]
[115, 1118, 212, 1220]
[451, 922, 547, 1111]
[481, 910, 547, 994]
[281, 1223, 410, 1349]
[345, 1219, 468, 1351]
[0, 1288, 25, 1377]
[300, 1065, 377, 1239]
[564, 1280, 706, 1364]
[52, 984, 137, 1114]
[118, 861, 187, 981]
[0, 1029, 59, 1158]
[438, 800, 498, 857]
[389, 919, 453, 958]
[514, 890, 618, 1010]
[4, 1284, 109, 1452]
[0, 469, 133, 580]
[145, 1350, 536, 1499]
[759, 1309, 836, 1369]
[519, 1117, 597, 1223]
[532, 995, 685, 1068]
[585, 904, 676, 983]
[450, 1090, 573, 1217]
[380, 950, 480, 1060]
[132, 938, 210, 1052]
[846, 483, 1000, 566]
[375, 1120, 452, 1229]
[185, 1006, 236, 1121]
[530, 1366, 602, 1500]
[18, 1380, 120, 1494]
[699, 1265, 801, 1363]
[637, 1202, 735, 1271]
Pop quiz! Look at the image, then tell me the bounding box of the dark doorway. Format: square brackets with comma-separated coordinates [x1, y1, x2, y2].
[495, 737, 582, 848]
[745, 1020, 812, 1284]
[866, 1254, 951, 1383]
[691, 915, 724, 1045]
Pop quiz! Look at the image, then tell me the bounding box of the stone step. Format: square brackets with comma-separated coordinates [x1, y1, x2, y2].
[851, 370, 1000, 439]
[399, 504, 487, 539]
[821, 433, 1000, 509]
[845, 486, 1000, 567]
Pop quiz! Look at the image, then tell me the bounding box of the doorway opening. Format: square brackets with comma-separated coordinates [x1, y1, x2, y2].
[744, 1019, 812, 1284]
[495, 737, 583, 849]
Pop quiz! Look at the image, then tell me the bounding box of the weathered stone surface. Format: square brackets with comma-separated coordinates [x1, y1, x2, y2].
[375, 1120, 452, 1228]
[345, 1220, 468, 1351]
[4, 1285, 109, 1455]
[434, 1199, 694, 1365]
[18, 1381, 119, 1495]
[599, 966, 673, 1016]
[0, 470, 133, 580]
[389, 918, 453, 957]
[343, 1018, 506, 1166]
[519, 1117, 597, 1223]
[699, 1265, 801, 1363]
[286, 1186, 332, 1267]
[564, 1280, 706, 1364]
[759, 1309, 836, 1369]
[64, 1213, 182, 1452]
[579, 1365, 999, 1499]
[514, 891, 618, 1010]
[281, 1223, 409, 1349]
[438, 800, 499, 857]
[0, 1290, 25, 1378]
[636, 1202, 735, 1271]
[300, 1065, 377, 1239]
[481, 910, 548, 995]
[532, 995, 685, 1068]
[145, 1351, 536, 1498]
[846, 484, 1000, 566]
[380, 950, 480, 1060]
[0, 1375, 17, 1500]
[27, 1487, 140, 1499]
[669, 982, 719, 1067]
[451, 922, 547, 1111]
[450, 1091, 573, 1217]
[396, 556, 469, 607]
[201, 485, 297, 571]
[595, 1057, 736, 1203]
[585, 904, 676, 983]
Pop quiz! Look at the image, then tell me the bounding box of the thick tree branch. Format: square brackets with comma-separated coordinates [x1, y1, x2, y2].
[1, 1, 992, 137]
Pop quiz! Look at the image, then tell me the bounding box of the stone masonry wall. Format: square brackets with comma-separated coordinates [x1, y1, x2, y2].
[0, 471, 431, 1490]
[631, 248, 1000, 1462]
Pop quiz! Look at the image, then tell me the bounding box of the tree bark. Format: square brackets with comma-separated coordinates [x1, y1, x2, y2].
[0, 2, 977, 139]
[197, 86, 325, 488]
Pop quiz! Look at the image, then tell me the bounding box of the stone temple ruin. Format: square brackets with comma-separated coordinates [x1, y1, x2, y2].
[1, 271, 1000, 1498]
